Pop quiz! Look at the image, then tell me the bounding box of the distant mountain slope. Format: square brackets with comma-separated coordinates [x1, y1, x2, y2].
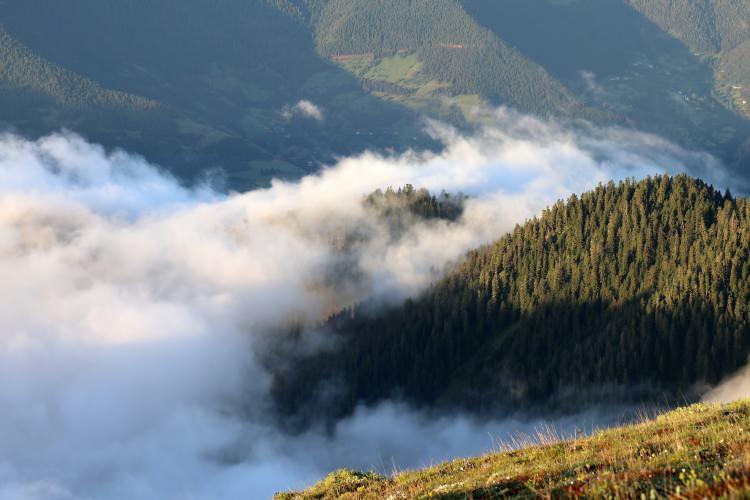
[462, 0, 750, 176]
[628, 0, 750, 118]
[627, 0, 750, 54]
[0, 0, 432, 189]
[299, 0, 750, 178]
[627, 0, 722, 54]
[305, 0, 579, 118]
[719, 40, 750, 117]
[0, 26, 156, 110]
[1, 1, 750, 187]
[274, 175, 750, 420]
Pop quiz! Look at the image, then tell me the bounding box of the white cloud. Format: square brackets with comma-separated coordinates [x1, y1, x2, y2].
[702, 361, 750, 404]
[0, 112, 729, 499]
[281, 99, 324, 121]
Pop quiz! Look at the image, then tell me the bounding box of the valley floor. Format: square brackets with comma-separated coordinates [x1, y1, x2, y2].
[277, 399, 750, 499]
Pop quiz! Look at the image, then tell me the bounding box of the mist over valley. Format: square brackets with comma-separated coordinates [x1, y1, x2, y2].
[2, 1, 750, 498]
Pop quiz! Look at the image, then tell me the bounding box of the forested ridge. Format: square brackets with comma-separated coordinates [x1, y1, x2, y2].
[0, 0, 431, 189]
[1, 1, 750, 187]
[282, 0, 750, 171]
[303, 0, 577, 116]
[274, 175, 750, 420]
[628, 0, 750, 117]
[0, 27, 155, 110]
[626, 0, 750, 54]
[364, 184, 465, 229]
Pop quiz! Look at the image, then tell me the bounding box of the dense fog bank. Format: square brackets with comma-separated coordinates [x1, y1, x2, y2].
[0, 111, 732, 498]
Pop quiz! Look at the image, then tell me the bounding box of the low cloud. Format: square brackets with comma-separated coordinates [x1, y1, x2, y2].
[0, 111, 731, 498]
[579, 70, 605, 97]
[281, 100, 324, 121]
[702, 361, 750, 404]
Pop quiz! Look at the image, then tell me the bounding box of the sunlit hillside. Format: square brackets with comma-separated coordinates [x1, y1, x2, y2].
[279, 399, 750, 498]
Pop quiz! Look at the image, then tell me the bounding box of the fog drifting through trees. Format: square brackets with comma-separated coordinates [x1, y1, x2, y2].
[0, 111, 737, 498]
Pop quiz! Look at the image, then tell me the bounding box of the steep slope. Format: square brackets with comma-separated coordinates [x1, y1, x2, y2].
[0, 27, 156, 110]
[2, 1, 750, 187]
[626, 0, 722, 54]
[305, 0, 579, 119]
[718, 40, 750, 117]
[628, 0, 750, 119]
[463, 0, 750, 176]
[277, 399, 750, 499]
[274, 175, 750, 419]
[626, 0, 750, 55]
[0, 0, 431, 189]
[301, 0, 750, 177]
[0, 24, 202, 182]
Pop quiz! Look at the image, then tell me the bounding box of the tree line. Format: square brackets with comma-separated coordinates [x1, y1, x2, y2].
[303, 0, 576, 116]
[273, 175, 750, 421]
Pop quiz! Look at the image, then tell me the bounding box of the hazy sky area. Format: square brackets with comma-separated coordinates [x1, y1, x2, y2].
[0, 109, 741, 499]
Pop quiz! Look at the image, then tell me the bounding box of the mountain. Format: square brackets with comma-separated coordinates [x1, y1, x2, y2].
[462, 0, 750, 172]
[277, 399, 750, 499]
[627, 0, 750, 117]
[0, 0, 433, 189]
[284, 0, 750, 176]
[1, 1, 750, 188]
[300, 0, 580, 117]
[273, 175, 750, 421]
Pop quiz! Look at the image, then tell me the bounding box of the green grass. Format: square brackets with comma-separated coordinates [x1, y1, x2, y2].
[331, 51, 487, 122]
[364, 54, 421, 84]
[276, 399, 750, 499]
[440, 94, 484, 118]
[334, 54, 376, 78]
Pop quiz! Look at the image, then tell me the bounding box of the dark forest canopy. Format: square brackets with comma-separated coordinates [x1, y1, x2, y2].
[364, 184, 465, 229]
[273, 175, 750, 422]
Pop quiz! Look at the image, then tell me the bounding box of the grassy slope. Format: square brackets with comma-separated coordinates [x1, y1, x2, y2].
[278, 399, 750, 499]
[310, 0, 578, 120]
[315, 0, 750, 173]
[315, 0, 750, 175]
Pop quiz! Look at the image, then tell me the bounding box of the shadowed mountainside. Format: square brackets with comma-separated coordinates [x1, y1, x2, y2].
[2, 1, 750, 187]
[273, 175, 750, 423]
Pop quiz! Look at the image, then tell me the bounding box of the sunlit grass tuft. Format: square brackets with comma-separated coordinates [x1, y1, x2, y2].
[276, 399, 750, 499]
